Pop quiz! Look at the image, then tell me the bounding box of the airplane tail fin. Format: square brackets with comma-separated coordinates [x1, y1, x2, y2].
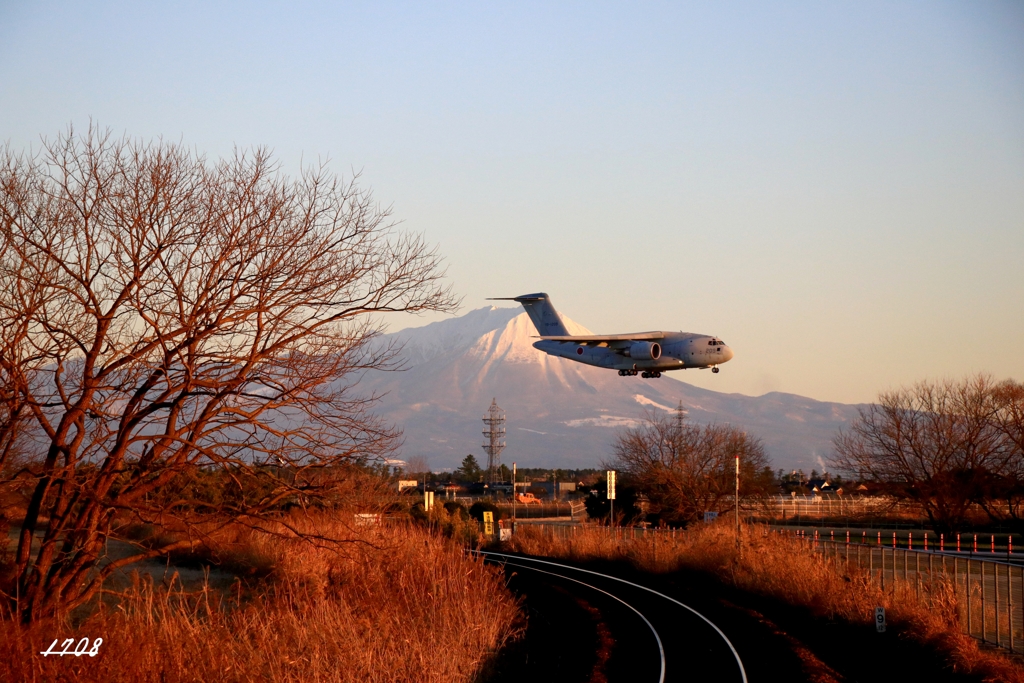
[487, 292, 570, 336]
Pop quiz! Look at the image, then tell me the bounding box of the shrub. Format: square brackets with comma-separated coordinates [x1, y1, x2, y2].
[469, 500, 502, 523]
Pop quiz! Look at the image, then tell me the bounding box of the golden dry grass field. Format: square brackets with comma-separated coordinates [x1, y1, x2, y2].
[1, 512, 519, 683]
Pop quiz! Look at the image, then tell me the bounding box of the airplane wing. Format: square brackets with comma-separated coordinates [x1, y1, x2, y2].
[537, 332, 666, 343]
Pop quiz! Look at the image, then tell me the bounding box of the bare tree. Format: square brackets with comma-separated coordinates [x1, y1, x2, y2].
[609, 405, 772, 524]
[831, 375, 1016, 533]
[973, 380, 1024, 529]
[994, 380, 1024, 455]
[406, 455, 430, 479]
[0, 126, 457, 620]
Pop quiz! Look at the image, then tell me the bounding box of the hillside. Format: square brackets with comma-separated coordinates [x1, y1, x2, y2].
[359, 306, 864, 472]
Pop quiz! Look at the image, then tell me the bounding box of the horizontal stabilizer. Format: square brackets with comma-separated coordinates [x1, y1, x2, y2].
[487, 294, 547, 302]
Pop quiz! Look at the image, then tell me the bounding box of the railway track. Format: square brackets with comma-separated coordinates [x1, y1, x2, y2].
[476, 551, 747, 683]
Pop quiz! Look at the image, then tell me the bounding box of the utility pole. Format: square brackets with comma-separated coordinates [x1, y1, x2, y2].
[735, 455, 740, 549]
[512, 462, 517, 528]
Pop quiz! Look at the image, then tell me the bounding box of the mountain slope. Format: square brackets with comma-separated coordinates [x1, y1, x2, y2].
[361, 306, 863, 471]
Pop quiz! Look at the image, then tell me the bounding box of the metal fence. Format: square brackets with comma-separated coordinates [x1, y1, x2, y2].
[762, 495, 1024, 523]
[764, 494, 895, 519]
[498, 502, 575, 519]
[512, 521, 689, 541]
[796, 531, 1024, 654]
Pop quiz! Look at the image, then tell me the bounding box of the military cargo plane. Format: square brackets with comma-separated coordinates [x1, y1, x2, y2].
[488, 293, 734, 379]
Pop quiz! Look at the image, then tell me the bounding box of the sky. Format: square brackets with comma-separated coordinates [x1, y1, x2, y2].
[1, 1, 1022, 405]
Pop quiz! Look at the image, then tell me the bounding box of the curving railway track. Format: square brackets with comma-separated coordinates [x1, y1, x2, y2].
[477, 551, 747, 683]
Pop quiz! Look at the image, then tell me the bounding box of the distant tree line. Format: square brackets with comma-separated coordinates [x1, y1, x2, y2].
[401, 454, 603, 487]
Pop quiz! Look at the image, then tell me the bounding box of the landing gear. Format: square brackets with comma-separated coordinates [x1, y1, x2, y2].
[712, 366, 720, 374]
[618, 369, 640, 377]
[640, 371, 662, 379]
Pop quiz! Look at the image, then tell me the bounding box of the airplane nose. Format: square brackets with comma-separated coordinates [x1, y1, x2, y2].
[722, 345, 735, 362]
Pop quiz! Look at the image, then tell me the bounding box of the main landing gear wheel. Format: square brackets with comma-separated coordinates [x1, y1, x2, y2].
[712, 367, 720, 374]
[640, 371, 662, 379]
[618, 369, 639, 377]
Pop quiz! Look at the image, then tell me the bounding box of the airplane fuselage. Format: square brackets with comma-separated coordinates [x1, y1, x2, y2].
[534, 332, 734, 372]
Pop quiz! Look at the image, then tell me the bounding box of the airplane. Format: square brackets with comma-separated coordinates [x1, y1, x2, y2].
[488, 293, 734, 379]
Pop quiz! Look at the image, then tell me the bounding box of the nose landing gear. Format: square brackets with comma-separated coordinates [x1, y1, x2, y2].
[712, 366, 720, 374]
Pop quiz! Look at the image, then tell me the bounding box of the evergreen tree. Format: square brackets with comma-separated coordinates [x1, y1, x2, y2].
[456, 454, 483, 482]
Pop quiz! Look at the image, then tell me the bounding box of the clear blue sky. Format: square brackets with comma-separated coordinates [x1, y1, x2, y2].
[2, 1, 1022, 404]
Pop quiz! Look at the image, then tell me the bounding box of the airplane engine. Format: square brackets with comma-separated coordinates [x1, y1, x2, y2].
[627, 341, 661, 360]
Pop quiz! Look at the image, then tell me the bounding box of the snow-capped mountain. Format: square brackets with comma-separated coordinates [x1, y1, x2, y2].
[360, 306, 864, 472]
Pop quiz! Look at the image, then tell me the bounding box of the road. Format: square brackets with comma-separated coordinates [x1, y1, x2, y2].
[478, 551, 747, 683]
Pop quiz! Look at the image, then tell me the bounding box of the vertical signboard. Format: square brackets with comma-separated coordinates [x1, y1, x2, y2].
[483, 511, 494, 536]
[875, 606, 886, 633]
[607, 470, 616, 526]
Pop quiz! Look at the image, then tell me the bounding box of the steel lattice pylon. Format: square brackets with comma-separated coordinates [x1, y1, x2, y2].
[481, 398, 506, 484]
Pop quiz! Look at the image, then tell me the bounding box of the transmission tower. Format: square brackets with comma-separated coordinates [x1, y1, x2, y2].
[481, 398, 506, 484]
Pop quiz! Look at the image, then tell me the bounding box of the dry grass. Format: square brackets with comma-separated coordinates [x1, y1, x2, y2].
[511, 522, 1024, 683]
[0, 513, 520, 683]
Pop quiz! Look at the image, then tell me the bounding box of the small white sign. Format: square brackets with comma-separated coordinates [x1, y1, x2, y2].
[607, 470, 616, 500]
[875, 606, 886, 633]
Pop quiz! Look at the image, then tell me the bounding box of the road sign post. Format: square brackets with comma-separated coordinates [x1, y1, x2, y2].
[607, 470, 616, 527]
